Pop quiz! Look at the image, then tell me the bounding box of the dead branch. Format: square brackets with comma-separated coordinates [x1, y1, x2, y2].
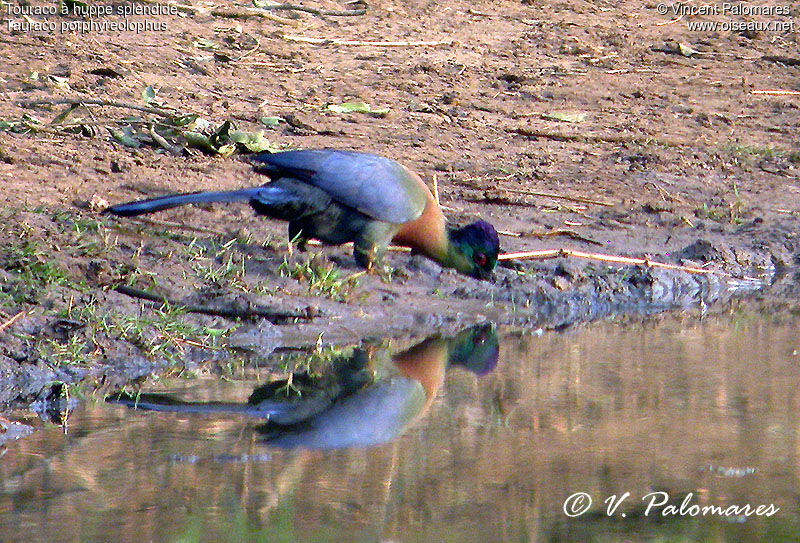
[282, 35, 453, 47]
[498, 248, 720, 275]
[752, 89, 800, 96]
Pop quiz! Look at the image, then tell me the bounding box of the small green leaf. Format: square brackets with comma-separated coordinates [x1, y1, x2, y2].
[678, 42, 700, 57]
[186, 117, 212, 133]
[210, 120, 234, 147]
[326, 101, 390, 117]
[169, 114, 199, 127]
[184, 131, 218, 153]
[51, 103, 80, 125]
[216, 143, 236, 157]
[48, 75, 71, 90]
[193, 38, 219, 50]
[216, 120, 233, 134]
[329, 101, 370, 113]
[259, 116, 283, 129]
[142, 85, 158, 105]
[231, 129, 271, 152]
[541, 111, 587, 123]
[109, 126, 142, 148]
[21, 113, 43, 125]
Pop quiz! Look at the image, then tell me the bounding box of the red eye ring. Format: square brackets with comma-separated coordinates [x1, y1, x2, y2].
[474, 252, 487, 267]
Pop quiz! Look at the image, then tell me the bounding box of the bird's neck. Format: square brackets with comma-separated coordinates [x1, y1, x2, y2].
[429, 226, 455, 265]
[393, 337, 449, 406]
[393, 202, 450, 262]
[420, 226, 467, 271]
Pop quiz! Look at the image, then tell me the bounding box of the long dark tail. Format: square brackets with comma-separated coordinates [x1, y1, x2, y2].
[104, 188, 263, 217]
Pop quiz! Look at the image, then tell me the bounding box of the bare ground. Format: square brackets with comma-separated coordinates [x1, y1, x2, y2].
[0, 0, 799, 409]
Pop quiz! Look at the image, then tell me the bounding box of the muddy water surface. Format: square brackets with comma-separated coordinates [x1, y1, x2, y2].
[1, 315, 798, 542]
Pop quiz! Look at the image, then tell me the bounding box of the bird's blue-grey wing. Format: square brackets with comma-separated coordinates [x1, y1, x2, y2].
[250, 150, 428, 224]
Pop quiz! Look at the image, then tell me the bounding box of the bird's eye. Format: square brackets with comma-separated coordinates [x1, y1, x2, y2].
[474, 252, 487, 267]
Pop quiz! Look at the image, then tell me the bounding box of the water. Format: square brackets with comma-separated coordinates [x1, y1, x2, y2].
[1, 314, 799, 542]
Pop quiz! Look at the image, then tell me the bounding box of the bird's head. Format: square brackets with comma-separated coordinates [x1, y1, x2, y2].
[447, 323, 499, 375]
[446, 220, 500, 280]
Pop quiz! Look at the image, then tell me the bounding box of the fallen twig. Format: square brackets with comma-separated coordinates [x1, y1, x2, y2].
[0, 311, 26, 333]
[752, 89, 800, 96]
[498, 248, 719, 275]
[255, 2, 366, 16]
[510, 127, 688, 148]
[114, 285, 316, 321]
[524, 230, 603, 246]
[282, 35, 453, 47]
[655, 14, 684, 26]
[19, 98, 173, 116]
[503, 187, 615, 207]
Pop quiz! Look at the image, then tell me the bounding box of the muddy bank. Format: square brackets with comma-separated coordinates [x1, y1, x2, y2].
[0, 210, 796, 415]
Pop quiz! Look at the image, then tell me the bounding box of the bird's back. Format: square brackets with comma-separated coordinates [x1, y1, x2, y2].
[251, 150, 431, 224]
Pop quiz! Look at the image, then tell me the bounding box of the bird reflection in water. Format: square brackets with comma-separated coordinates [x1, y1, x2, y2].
[108, 324, 498, 450]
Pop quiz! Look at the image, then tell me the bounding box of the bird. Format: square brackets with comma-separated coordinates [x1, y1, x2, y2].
[107, 324, 498, 450]
[105, 149, 500, 279]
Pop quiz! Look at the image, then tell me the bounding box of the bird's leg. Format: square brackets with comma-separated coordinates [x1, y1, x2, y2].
[353, 240, 380, 270]
[353, 222, 397, 278]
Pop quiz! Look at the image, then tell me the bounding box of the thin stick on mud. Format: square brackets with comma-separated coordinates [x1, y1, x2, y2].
[752, 89, 800, 96]
[255, 3, 366, 16]
[499, 248, 720, 275]
[0, 311, 26, 333]
[655, 14, 684, 26]
[503, 187, 615, 207]
[114, 285, 316, 321]
[282, 35, 453, 47]
[19, 98, 173, 116]
[510, 127, 689, 148]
